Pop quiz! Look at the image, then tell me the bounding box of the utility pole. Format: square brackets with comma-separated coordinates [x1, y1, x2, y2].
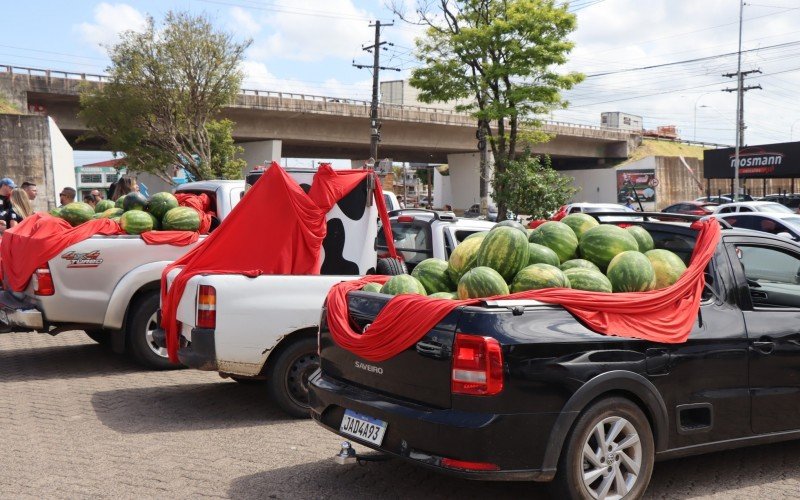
[353, 21, 400, 163]
[476, 120, 489, 217]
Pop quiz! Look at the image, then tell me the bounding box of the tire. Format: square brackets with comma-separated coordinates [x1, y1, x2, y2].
[126, 291, 179, 370]
[376, 257, 407, 276]
[553, 397, 655, 500]
[266, 336, 319, 418]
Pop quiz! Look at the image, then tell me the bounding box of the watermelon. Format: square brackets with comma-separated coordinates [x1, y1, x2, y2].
[578, 224, 640, 272]
[429, 291, 458, 299]
[162, 207, 201, 231]
[476, 226, 529, 282]
[147, 212, 160, 230]
[119, 210, 154, 235]
[122, 192, 148, 212]
[560, 259, 600, 272]
[606, 251, 657, 292]
[49, 208, 62, 218]
[494, 220, 527, 233]
[448, 232, 487, 282]
[528, 243, 561, 267]
[528, 221, 579, 263]
[457, 266, 509, 299]
[645, 249, 687, 289]
[563, 268, 613, 293]
[380, 275, 427, 296]
[60, 202, 95, 227]
[626, 225, 654, 253]
[561, 213, 599, 240]
[115, 197, 125, 209]
[147, 192, 179, 220]
[510, 263, 571, 293]
[94, 199, 115, 213]
[96, 207, 124, 219]
[411, 258, 455, 295]
[361, 282, 383, 293]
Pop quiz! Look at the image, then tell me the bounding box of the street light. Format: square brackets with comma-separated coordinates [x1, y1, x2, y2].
[694, 104, 709, 143]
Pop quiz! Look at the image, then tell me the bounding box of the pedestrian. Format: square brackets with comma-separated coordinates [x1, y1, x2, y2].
[0, 178, 17, 233]
[90, 188, 104, 201]
[59, 187, 76, 207]
[111, 175, 138, 201]
[21, 181, 37, 201]
[83, 194, 97, 208]
[3, 188, 33, 228]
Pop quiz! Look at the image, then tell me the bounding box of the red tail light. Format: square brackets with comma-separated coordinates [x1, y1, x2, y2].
[196, 285, 216, 329]
[441, 458, 500, 471]
[451, 334, 503, 396]
[33, 265, 54, 296]
[397, 215, 415, 223]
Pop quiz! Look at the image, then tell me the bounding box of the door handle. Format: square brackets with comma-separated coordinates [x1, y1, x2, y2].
[751, 339, 775, 355]
[750, 290, 768, 300]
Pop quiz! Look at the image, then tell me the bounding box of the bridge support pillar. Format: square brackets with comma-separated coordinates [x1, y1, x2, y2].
[239, 140, 282, 175]
[446, 152, 493, 215]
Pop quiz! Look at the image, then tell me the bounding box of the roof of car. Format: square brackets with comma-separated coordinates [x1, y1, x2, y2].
[176, 180, 244, 191]
[715, 212, 800, 221]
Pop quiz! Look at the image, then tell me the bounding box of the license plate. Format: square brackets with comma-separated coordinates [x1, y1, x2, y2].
[339, 409, 387, 446]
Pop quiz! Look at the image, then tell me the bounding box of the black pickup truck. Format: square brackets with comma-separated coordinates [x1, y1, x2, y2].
[310, 219, 800, 499]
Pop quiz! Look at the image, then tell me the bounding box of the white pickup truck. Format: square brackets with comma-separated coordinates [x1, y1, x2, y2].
[156, 208, 495, 417]
[0, 180, 245, 369]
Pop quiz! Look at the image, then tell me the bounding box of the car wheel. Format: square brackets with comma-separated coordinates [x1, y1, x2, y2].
[376, 257, 408, 276]
[554, 397, 654, 500]
[127, 291, 180, 370]
[266, 336, 319, 418]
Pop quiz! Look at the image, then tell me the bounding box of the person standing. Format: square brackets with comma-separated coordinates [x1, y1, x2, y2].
[59, 187, 77, 207]
[3, 188, 33, 228]
[90, 189, 104, 202]
[0, 178, 16, 233]
[21, 181, 37, 201]
[83, 194, 98, 209]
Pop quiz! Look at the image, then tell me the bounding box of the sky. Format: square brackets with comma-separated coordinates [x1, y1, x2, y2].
[1, 0, 799, 166]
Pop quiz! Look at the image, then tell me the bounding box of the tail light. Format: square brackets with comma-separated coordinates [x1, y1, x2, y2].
[196, 285, 216, 329]
[33, 265, 55, 296]
[397, 215, 415, 223]
[451, 333, 503, 396]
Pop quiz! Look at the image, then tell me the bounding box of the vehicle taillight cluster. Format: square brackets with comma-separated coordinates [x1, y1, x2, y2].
[196, 285, 217, 329]
[33, 265, 55, 296]
[451, 333, 504, 396]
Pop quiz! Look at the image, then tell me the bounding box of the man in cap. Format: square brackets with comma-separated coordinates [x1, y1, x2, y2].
[0, 178, 16, 232]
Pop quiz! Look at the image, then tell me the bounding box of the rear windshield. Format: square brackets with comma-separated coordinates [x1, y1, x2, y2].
[757, 203, 793, 213]
[376, 222, 432, 268]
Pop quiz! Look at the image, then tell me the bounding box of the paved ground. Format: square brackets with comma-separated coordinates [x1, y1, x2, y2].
[1, 330, 800, 499]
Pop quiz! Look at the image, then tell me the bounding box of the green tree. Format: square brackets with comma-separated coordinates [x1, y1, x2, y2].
[492, 153, 577, 219]
[79, 11, 251, 182]
[393, 0, 583, 218]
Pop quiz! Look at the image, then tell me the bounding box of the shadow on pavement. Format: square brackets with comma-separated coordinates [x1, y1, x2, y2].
[0, 339, 143, 382]
[228, 457, 552, 499]
[91, 381, 293, 433]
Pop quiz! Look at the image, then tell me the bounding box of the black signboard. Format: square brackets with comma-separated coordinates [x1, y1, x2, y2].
[704, 141, 800, 179]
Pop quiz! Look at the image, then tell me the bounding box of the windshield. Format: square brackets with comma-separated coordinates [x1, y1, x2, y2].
[781, 217, 800, 230]
[757, 203, 794, 213]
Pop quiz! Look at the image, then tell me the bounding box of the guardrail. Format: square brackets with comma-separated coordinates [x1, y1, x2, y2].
[0, 63, 626, 136]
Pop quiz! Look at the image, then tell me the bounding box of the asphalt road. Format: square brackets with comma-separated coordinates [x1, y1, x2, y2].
[1, 330, 799, 499]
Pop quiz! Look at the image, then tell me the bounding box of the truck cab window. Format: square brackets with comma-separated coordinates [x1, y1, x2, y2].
[736, 245, 800, 308]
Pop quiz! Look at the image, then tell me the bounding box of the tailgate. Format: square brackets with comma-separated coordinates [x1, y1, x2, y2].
[319, 291, 461, 409]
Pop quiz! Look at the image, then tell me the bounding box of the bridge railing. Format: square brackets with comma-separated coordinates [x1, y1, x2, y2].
[1, 63, 629, 137]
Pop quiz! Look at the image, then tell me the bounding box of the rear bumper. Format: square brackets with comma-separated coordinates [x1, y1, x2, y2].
[0, 291, 44, 331]
[153, 325, 218, 371]
[309, 370, 559, 482]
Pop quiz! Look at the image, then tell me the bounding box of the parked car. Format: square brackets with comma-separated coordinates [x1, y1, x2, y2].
[697, 193, 754, 203]
[662, 201, 718, 216]
[310, 218, 800, 498]
[383, 192, 402, 212]
[715, 212, 800, 241]
[559, 203, 639, 222]
[713, 201, 795, 214]
[759, 194, 800, 212]
[463, 203, 514, 222]
[0, 180, 244, 369]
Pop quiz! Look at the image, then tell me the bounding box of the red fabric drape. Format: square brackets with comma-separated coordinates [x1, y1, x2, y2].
[326, 219, 721, 362]
[140, 230, 200, 247]
[160, 162, 396, 362]
[175, 193, 212, 234]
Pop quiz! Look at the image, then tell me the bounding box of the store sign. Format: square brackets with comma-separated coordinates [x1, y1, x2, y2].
[617, 170, 656, 203]
[704, 142, 800, 178]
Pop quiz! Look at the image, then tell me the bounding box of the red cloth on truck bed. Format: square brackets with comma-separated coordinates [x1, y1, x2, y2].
[325, 219, 721, 362]
[0, 208, 207, 291]
[160, 162, 398, 363]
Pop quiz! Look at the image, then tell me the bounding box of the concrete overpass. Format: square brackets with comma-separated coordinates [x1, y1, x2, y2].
[1, 64, 637, 167]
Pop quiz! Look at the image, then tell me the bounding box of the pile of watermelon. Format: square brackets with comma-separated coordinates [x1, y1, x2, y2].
[53, 191, 202, 235]
[364, 214, 688, 299]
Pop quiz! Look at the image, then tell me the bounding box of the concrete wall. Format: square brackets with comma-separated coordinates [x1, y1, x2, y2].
[48, 117, 75, 209]
[446, 152, 482, 212]
[561, 167, 617, 205]
[0, 114, 57, 211]
[433, 169, 452, 209]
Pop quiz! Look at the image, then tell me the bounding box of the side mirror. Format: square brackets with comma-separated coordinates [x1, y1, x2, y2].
[777, 232, 795, 240]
